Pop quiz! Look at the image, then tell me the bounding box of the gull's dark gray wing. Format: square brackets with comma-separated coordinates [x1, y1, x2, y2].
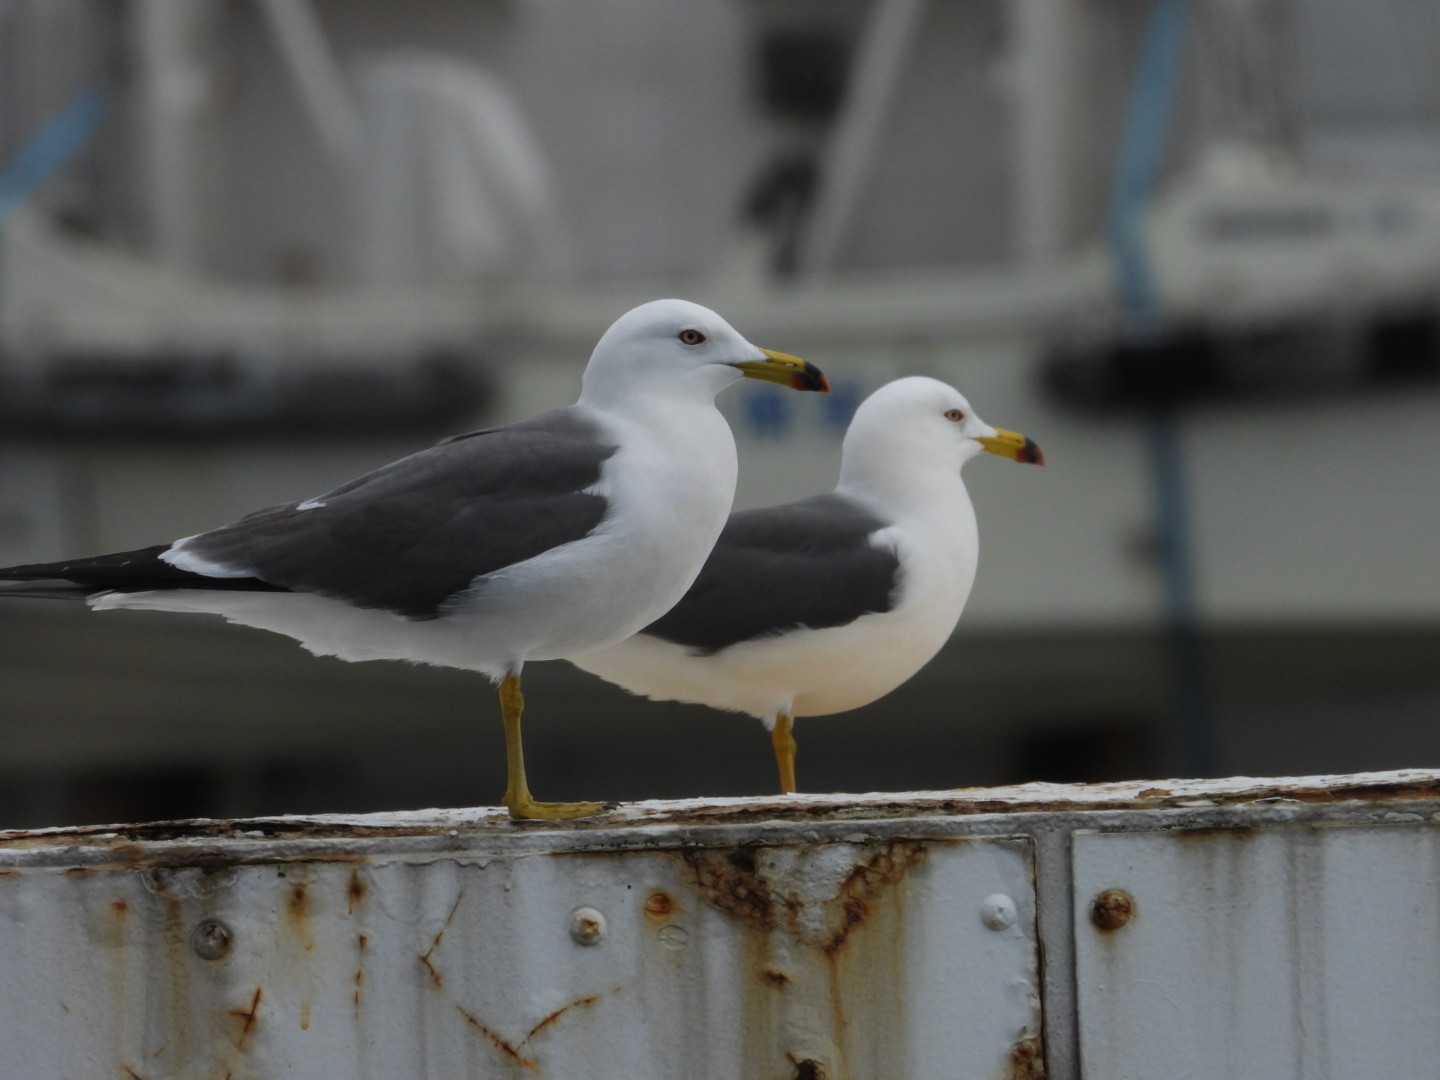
[0, 408, 618, 619]
[643, 492, 900, 654]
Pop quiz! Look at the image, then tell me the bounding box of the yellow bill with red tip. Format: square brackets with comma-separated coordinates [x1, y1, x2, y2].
[979, 428, 1045, 465]
[733, 349, 830, 393]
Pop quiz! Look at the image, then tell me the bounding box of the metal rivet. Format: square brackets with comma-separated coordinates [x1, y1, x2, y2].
[980, 893, 1018, 931]
[191, 918, 233, 960]
[657, 924, 690, 951]
[570, 906, 606, 946]
[1090, 888, 1135, 931]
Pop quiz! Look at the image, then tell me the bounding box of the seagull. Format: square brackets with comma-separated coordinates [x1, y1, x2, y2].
[0, 299, 828, 820]
[570, 376, 1042, 795]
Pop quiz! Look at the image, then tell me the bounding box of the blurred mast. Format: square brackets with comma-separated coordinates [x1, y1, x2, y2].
[257, 0, 365, 167]
[1011, 0, 1081, 265]
[796, 0, 926, 280]
[132, 0, 216, 273]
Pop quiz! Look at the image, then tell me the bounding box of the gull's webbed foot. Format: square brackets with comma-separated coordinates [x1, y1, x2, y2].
[504, 795, 611, 821]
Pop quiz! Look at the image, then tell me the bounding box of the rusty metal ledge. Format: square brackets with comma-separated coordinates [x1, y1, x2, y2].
[3, 769, 1439, 1080]
[2, 769, 1437, 870]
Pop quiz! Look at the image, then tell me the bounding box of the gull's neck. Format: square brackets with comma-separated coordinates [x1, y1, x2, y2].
[837, 434, 974, 522]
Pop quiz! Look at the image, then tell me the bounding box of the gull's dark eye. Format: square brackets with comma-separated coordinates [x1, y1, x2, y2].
[678, 329, 706, 346]
[944, 408, 965, 422]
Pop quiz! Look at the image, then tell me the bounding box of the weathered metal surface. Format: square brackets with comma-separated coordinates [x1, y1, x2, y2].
[0, 830, 1040, 1079]
[3, 768, 1440, 1079]
[1073, 819, 1440, 1078]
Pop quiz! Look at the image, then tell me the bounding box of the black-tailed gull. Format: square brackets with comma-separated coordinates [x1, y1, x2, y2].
[570, 375, 1041, 793]
[0, 299, 829, 819]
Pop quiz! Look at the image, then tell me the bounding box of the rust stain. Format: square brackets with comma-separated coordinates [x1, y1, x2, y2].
[812, 842, 928, 1074]
[354, 929, 369, 1016]
[674, 839, 927, 961]
[1008, 1032, 1046, 1079]
[825, 966, 850, 1040]
[676, 847, 782, 929]
[643, 889, 675, 920]
[123, 848, 366, 871]
[157, 895, 198, 1063]
[346, 870, 368, 915]
[1172, 823, 1260, 842]
[1297, 779, 1440, 802]
[300, 1000, 311, 1031]
[787, 1053, 828, 1079]
[287, 883, 310, 921]
[457, 1007, 539, 1073]
[65, 866, 94, 877]
[1137, 787, 1171, 798]
[518, 993, 602, 1049]
[760, 967, 791, 988]
[355, 924, 371, 1019]
[457, 990, 610, 1073]
[227, 986, 263, 1050]
[826, 896, 866, 957]
[111, 899, 129, 919]
[822, 841, 929, 957]
[1285, 785, 1337, 801]
[419, 890, 465, 989]
[1090, 889, 1135, 931]
[286, 881, 316, 952]
[121, 1067, 147, 1080]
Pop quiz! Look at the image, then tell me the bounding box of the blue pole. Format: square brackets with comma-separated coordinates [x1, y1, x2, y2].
[1105, 0, 1215, 776]
[1106, 0, 1190, 334]
[0, 88, 109, 226]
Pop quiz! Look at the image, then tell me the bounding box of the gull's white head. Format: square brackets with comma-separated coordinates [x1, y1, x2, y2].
[838, 376, 1043, 498]
[579, 299, 827, 409]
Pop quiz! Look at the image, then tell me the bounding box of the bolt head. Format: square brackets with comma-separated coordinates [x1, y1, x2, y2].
[190, 918, 233, 960]
[1090, 888, 1136, 931]
[980, 893, 1019, 931]
[570, 906, 606, 946]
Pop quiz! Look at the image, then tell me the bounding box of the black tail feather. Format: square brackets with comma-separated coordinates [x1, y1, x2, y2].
[0, 544, 288, 595]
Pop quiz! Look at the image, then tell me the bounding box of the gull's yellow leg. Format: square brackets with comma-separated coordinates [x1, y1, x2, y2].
[771, 712, 798, 794]
[498, 673, 606, 821]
